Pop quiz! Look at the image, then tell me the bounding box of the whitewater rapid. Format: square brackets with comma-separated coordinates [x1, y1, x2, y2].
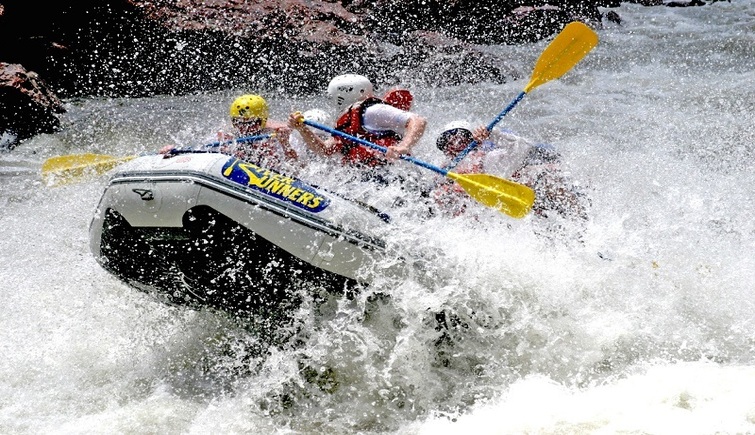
[1, 2, 754, 434]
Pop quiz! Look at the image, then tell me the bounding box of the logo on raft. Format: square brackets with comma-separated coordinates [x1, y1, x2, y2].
[221, 159, 330, 213]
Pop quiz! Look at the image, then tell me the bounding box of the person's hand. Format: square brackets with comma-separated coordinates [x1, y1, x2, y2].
[158, 145, 175, 154]
[472, 126, 490, 142]
[386, 143, 410, 161]
[217, 131, 234, 142]
[288, 111, 305, 129]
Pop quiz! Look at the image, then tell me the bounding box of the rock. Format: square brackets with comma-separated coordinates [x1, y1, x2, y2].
[0, 63, 65, 149]
[0, 0, 602, 146]
[604, 11, 622, 25]
[1, 1, 603, 99]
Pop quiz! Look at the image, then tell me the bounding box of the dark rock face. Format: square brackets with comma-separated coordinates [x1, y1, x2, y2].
[0, 63, 65, 149]
[0, 0, 612, 146]
[0, 1, 608, 99]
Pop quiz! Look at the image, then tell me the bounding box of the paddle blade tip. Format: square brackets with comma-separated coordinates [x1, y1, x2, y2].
[449, 172, 536, 219]
[41, 154, 136, 187]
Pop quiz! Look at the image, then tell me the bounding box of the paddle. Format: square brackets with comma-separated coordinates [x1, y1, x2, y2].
[447, 21, 599, 169]
[302, 119, 535, 219]
[41, 134, 271, 186]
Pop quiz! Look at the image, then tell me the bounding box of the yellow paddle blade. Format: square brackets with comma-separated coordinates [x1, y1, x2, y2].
[41, 153, 136, 186]
[447, 172, 535, 219]
[524, 21, 599, 93]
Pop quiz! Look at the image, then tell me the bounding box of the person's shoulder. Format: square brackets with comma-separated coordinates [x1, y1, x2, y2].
[364, 102, 408, 117]
[525, 143, 561, 164]
[491, 126, 521, 139]
[479, 140, 498, 151]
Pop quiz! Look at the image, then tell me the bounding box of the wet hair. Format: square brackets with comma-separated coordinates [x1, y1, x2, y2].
[436, 128, 474, 152]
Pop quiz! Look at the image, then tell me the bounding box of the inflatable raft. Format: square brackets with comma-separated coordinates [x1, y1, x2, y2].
[89, 152, 400, 317]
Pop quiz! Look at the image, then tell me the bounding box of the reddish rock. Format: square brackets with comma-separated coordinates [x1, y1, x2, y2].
[0, 63, 65, 149]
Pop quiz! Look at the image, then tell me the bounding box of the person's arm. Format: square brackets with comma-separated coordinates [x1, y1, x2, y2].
[268, 121, 298, 161]
[288, 111, 335, 156]
[362, 104, 426, 160]
[385, 114, 426, 160]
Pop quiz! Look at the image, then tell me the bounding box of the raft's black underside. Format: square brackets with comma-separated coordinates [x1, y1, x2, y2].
[98, 205, 359, 323]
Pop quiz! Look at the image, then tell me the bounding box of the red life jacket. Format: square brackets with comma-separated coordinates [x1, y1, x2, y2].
[333, 97, 402, 167]
[383, 88, 413, 111]
[222, 127, 284, 170]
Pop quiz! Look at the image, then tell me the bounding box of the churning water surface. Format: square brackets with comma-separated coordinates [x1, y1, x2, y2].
[1, 2, 754, 434]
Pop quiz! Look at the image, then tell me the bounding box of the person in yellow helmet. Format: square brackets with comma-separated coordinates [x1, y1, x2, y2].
[219, 94, 299, 171]
[159, 94, 299, 173]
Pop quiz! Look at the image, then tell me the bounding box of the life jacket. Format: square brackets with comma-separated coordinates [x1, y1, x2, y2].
[333, 97, 402, 167]
[222, 128, 283, 170]
[383, 88, 413, 111]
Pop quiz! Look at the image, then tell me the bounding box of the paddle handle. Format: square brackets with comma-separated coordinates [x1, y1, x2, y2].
[302, 120, 449, 177]
[486, 91, 527, 131]
[446, 90, 527, 170]
[302, 120, 534, 219]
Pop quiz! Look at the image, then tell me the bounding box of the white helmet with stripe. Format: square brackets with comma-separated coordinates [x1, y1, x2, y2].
[441, 120, 473, 134]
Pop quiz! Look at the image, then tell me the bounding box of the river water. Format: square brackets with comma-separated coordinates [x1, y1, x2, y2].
[2, 2, 754, 434]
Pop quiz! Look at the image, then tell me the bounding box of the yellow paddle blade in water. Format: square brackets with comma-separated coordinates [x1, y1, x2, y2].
[41, 153, 136, 186]
[524, 21, 599, 93]
[447, 172, 536, 219]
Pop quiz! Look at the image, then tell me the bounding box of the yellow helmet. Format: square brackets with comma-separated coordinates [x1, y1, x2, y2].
[229, 94, 269, 127]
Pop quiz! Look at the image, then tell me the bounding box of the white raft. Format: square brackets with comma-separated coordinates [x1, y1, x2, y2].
[89, 152, 400, 316]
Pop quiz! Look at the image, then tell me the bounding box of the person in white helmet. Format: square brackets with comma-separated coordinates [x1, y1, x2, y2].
[288, 74, 426, 172]
[434, 121, 589, 220]
[300, 108, 332, 140]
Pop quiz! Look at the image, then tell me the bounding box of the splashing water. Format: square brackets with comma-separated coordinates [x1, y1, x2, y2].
[1, 3, 754, 433]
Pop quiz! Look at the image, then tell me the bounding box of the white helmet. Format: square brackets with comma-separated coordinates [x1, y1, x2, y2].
[441, 120, 473, 133]
[302, 108, 331, 139]
[327, 74, 373, 110]
[302, 108, 329, 125]
[437, 120, 474, 152]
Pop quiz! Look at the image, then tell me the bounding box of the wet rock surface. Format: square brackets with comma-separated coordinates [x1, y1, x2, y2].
[0, 63, 65, 149]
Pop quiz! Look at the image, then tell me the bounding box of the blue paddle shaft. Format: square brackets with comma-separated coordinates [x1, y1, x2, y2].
[447, 90, 527, 169]
[303, 119, 449, 177]
[167, 134, 272, 155]
[203, 134, 271, 148]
